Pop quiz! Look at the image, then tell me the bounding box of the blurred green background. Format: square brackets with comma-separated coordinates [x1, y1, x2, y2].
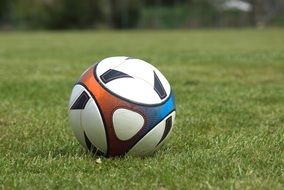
[0, 0, 284, 30]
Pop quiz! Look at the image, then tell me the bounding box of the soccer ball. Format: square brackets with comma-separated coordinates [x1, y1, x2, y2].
[68, 56, 176, 157]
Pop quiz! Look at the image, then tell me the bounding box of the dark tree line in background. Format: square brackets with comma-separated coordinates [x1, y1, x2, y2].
[249, 0, 284, 27]
[0, 0, 283, 29]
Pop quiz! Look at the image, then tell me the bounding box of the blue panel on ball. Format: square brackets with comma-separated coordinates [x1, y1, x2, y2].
[138, 92, 175, 135]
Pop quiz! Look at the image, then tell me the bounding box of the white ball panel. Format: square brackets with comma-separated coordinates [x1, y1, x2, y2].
[128, 111, 175, 156]
[155, 111, 176, 150]
[69, 85, 89, 149]
[69, 85, 86, 109]
[69, 110, 88, 150]
[95, 57, 172, 105]
[69, 84, 107, 154]
[142, 62, 171, 98]
[96, 56, 128, 76]
[106, 78, 161, 104]
[115, 59, 155, 87]
[81, 99, 107, 153]
[113, 109, 144, 141]
[128, 119, 165, 156]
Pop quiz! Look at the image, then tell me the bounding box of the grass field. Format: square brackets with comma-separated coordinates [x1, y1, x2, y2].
[0, 29, 283, 189]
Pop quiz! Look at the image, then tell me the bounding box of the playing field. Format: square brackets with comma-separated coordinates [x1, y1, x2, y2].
[0, 29, 283, 189]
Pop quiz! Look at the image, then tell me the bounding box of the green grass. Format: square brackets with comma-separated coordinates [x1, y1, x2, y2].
[0, 29, 284, 189]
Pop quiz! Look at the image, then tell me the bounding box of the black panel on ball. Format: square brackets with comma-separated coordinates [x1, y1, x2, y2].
[153, 71, 167, 99]
[100, 69, 133, 84]
[157, 116, 172, 146]
[70, 91, 90, 110]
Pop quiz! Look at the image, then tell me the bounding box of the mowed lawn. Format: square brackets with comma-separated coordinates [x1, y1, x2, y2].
[0, 29, 283, 189]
